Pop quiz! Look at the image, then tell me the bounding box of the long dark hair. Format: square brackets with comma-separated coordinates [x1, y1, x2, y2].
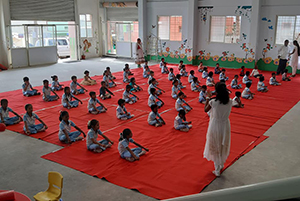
[293, 40, 300, 56]
[215, 82, 230, 105]
[59, 111, 69, 121]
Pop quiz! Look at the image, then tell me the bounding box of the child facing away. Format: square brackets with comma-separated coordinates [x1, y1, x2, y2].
[242, 82, 254, 100]
[188, 70, 195, 83]
[58, 111, 86, 144]
[103, 70, 116, 88]
[99, 81, 114, 100]
[175, 92, 192, 113]
[178, 60, 184, 71]
[232, 91, 244, 108]
[198, 61, 204, 72]
[86, 119, 113, 153]
[88, 91, 107, 114]
[180, 65, 188, 77]
[159, 58, 165, 69]
[250, 65, 263, 78]
[214, 63, 221, 74]
[257, 76, 269, 92]
[116, 99, 134, 120]
[143, 65, 150, 78]
[161, 62, 169, 74]
[129, 77, 142, 92]
[62, 87, 82, 109]
[123, 85, 139, 104]
[219, 69, 229, 82]
[240, 66, 245, 77]
[202, 67, 208, 79]
[118, 128, 149, 162]
[168, 68, 175, 81]
[43, 79, 59, 102]
[269, 73, 281, 86]
[282, 69, 291, 81]
[22, 77, 40, 97]
[80, 70, 96, 86]
[51, 75, 64, 91]
[206, 72, 215, 87]
[231, 75, 242, 89]
[148, 78, 163, 96]
[199, 85, 207, 103]
[148, 104, 166, 127]
[0, 99, 22, 125]
[174, 109, 192, 132]
[148, 88, 164, 108]
[242, 71, 252, 84]
[191, 77, 201, 92]
[176, 74, 186, 89]
[70, 75, 88, 95]
[23, 104, 47, 135]
[106, 67, 116, 80]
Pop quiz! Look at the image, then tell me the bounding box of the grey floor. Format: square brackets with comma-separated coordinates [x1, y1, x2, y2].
[0, 57, 299, 200]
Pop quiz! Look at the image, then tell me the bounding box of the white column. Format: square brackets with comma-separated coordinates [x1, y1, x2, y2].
[0, 0, 10, 68]
[187, 0, 198, 63]
[138, 0, 147, 52]
[249, 0, 261, 61]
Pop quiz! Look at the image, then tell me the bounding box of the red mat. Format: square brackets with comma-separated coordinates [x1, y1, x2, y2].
[3, 64, 300, 199]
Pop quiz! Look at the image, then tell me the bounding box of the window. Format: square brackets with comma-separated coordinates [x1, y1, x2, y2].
[210, 16, 241, 43]
[158, 16, 182, 41]
[80, 14, 93, 38]
[275, 16, 300, 44]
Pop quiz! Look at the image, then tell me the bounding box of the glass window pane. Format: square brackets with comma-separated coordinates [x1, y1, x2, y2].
[158, 16, 170, 40]
[131, 21, 139, 42]
[43, 26, 56, 46]
[28, 26, 42, 47]
[224, 16, 240, 43]
[107, 21, 116, 54]
[87, 21, 92, 37]
[11, 26, 26, 48]
[170, 16, 182, 41]
[296, 16, 300, 44]
[86, 14, 92, 22]
[210, 16, 225, 42]
[80, 15, 86, 38]
[276, 16, 295, 44]
[117, 23, 130, 42]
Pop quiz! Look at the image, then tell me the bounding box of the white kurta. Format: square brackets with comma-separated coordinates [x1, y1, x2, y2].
[135, 42, 145, 64]
[204, 99, 232, 166]
[291, 45, 299, 75]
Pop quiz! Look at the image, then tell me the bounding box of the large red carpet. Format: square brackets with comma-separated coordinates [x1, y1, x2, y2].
[1, 64, 299, 199]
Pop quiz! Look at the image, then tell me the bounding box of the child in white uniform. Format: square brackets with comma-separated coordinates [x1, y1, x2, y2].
[51, 75, 64, 91]
[161, 62, 169, 74]
[180, 65, 188, 77]
[103, 70, 116, 88]
[242, 71, 252, 84]
[168, 68, 175, 81]
[62, 87, 82, 109]
[123, 85, 139, 104]
[257, 76, 268, 92]
[23, 104, 47, 135]
[148, 104, 165, 127]
[0, 99, 22, 125]
[232, 91, 244, 108]
[202, 67, 208, 79]
[206, 72, 215, 87]
[70, 75, 87, 95]
[219, 69, 229, 82]
[148, 88, 164, 108]
[22, 77, 40, 97]
[191, 77, 201, 92]
[188, 70, 195, 83]
[175, 92, 192, 112]
[174, 110, 192, 132]
[116, 99, 134, 120]
[143, 65, 150, 78]
[269, 73, 281, 86]
[171, 80, 180, 99]
[231, 75, 242, 89]
[242, 82, 254, 99]
[159, 58, 165, 68]
[199, 85, 207, 103]
[43, 79, 59, 102]
[88, 91, 107, 114]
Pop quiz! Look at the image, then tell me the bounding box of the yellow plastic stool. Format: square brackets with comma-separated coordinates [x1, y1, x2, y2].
[33, 171, 63, 201]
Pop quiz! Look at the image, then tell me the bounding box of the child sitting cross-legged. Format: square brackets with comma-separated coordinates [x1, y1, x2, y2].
[231, 75, 242, 89]
[58, 111, 86, 144]
[148, 104, 166, 127]
[116, 99, 134, 120]
[174, 109, 192, 132]
[176, 74, 186, 89]
[257, 76, 269, 92]
[51, 75, 64, 91]
[168, 68, 175, 81]
[242, 82, 254, 100]
[188, 70, 195, 83]
[282, 69, 291, 81]
[161, 62, 169, 74]
[80, 70, 96, 86]
[232, 91, 244, 108]
[62, 87, 82, 109]
[242, 71, 252, 84]
[22, 77, 40, 97]
[103, 70, 116, 88]
[70, 75, 88, 95]
[0, 99, 22, 125]
[129, 77, 142, 92]
[214, 63, 221, 74]
[180, 65, 188, 77]
[43, 79, 59, 102]
[198, 61, 204, 72]
[99, 81, 114, 100]
[88, 91, 107, 114]
[191, 77, 201, 92]
[175, 92, 192, 113]
[206, 72, 215, 87]
[148, 88, 164, 108]
[86, 119, 113, 153]
[143, 65, 150, 78]
[148, 78, 163, 96]
[269, 73, 281, 86]
[219, 69, 229, 82]
[199, 85, 207, 103]
[202, 67, 208, 79]
[23, 104, 47, 135]
[123, 85, 139, 104]
[106, 67, 116, 80]
[118, 128, 149, 162]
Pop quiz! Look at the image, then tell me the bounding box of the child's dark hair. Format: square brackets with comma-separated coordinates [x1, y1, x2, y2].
[203, 67, 208, 71]
[170, 68, 173, 72]
[51, 75, 58, 81]
[234, 74, 238, 78]
[245, 71, 250, 76]
[202, 85, 207, 90]
[222, 68, 226, 72]
[130, 77, 135, 83]
[150, 87, 156, 94]
[193, 77, 198, 82]
[1, 99, 8, 105]
[283, 69, 288, 73]
[182, 65, 186, 68]
[178, 91, 184, 97]
[178, 109, 186, 120]
[246, 82, 252, 88]
[103, 70, 107, 76]
[125, 63, 129, 67]
[272, 72, 276, 76]
[172, 79, 178, 85]
[208, 71, 214, 77]
[106, 67, 110, 70]
[190, 70, 194, 74]
[118, 99, 125, 106]
[84, 70, 89, 75]
[23, 77, 29, 82]
[176, 74, 181, 79]
[161, 58, 165, 61]
[25, 104, 32, 111]
[149, 78, 156, 85]
[179, 60, 183, 63]
[43, 79, 49, 84]
[119, 128, 132, 141]
[126, 85, 132, 90]
[89, 91, 96, 96]
[151, 104, 158, 111]
[64, 86, 70, 93]
[101, 81, 106, 85]
[216, 63, 219, 66]
[59, 111, 69, 121]
[241, 66, 245, 69]
[87, 119, 98, 129]
[71, 75, 77, 80]
[150, 70, 154, 74]
[235, 91, 241, 97]
[259, 76, 265, 82]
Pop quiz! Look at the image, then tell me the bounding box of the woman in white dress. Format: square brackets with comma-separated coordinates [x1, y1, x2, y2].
[135, 38, 145, 68]
[290, 40, 300, 77]
[204, 82, 232, 177]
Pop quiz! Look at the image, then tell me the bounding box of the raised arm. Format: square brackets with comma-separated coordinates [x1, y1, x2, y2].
[100, 133, 114, 144]
[11, 111, 23, 121]
[74, 125, 86, 137]
[133, 141, 149, 151]
[38, 118, 48, 129]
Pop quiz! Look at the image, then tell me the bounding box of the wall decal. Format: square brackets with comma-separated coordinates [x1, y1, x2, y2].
[262, 43, 273, 58]
[262, 17, 268, 21]
[152, 25, 156, 29]
[198, 6, 213, 24]
[242, 33, 247, 40]
[268, 26, 273, 30]
[235, 6, 252, 22]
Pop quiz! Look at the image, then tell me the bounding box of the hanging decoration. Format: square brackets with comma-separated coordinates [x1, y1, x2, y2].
[235, 6, 252, 22]
[101, 2, 138, 8]
[198, 6, 213, 24]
